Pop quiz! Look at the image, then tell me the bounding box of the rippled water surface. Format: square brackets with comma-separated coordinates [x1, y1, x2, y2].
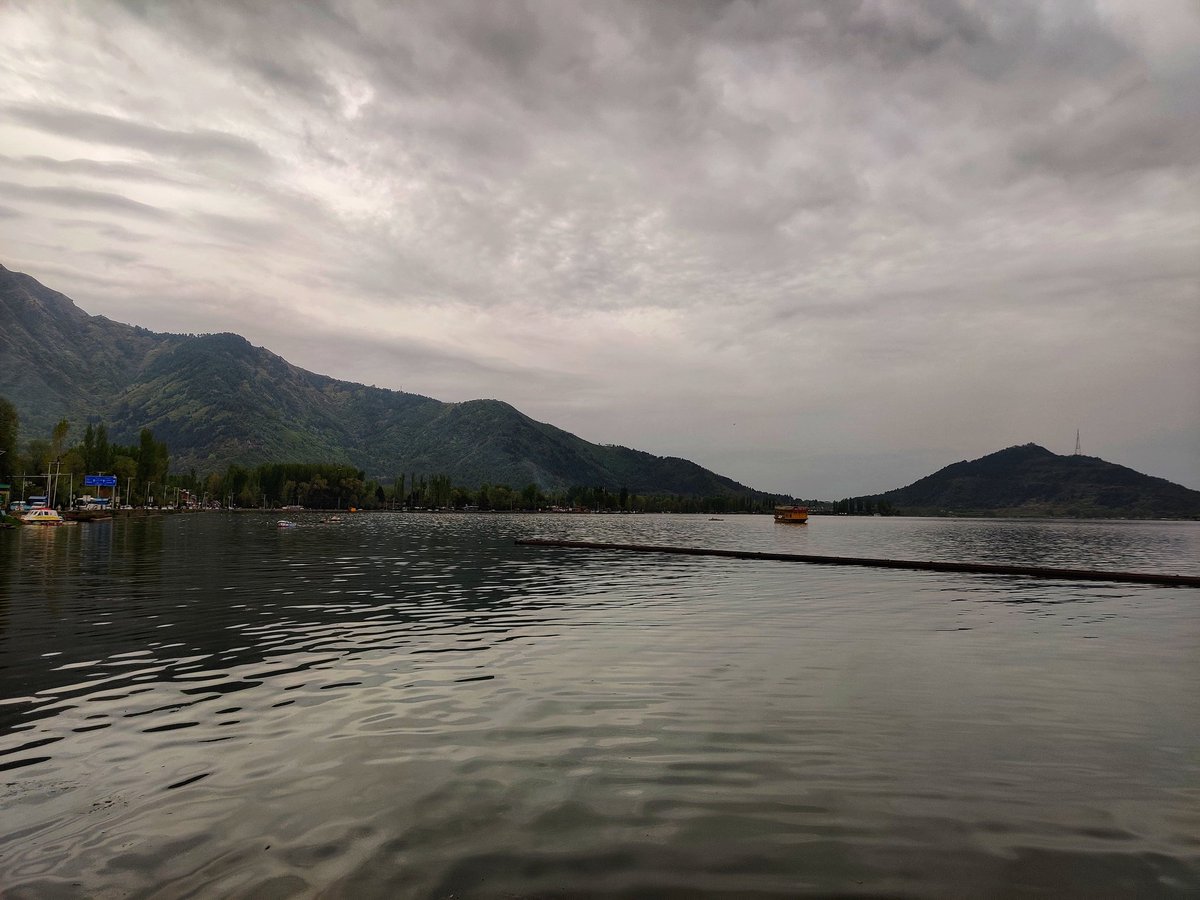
[2, 513, 1198, 897]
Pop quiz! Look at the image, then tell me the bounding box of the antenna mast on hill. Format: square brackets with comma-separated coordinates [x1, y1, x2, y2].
[1074, 429, 1081, 456]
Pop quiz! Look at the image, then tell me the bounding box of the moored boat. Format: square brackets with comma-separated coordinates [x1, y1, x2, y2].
[773, 505, 808, 524]
[21, 507, 66, 526]
[63, 509, 113, 522]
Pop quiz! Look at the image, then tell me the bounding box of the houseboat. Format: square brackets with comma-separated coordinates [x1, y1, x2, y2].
[773, 505, 809, 524]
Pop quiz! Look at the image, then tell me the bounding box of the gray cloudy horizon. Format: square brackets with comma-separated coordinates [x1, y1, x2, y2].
[2, 0, 1197, 495]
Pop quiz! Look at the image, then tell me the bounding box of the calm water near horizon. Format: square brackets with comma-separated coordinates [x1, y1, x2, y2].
[2, 513, 1198, 897]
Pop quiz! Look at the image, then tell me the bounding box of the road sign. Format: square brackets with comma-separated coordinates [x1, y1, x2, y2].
[84, 474, 118, 487]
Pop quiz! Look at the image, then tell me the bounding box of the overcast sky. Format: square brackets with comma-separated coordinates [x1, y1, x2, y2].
[2, 1, 1197, 496]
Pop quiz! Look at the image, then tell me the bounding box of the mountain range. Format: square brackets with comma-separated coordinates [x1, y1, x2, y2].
[0, 264, 762, 496]
[4, 264, 1197, 517]
[858, 443, 1200, 518]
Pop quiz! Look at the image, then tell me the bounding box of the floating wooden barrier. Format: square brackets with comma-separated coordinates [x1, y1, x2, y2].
[515, 538, 1200, 588]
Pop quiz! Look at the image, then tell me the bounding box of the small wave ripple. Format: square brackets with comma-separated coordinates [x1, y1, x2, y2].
[1, 513, 1197, 896]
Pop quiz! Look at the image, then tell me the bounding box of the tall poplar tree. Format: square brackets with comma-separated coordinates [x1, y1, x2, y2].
[0, 397, 17, 480]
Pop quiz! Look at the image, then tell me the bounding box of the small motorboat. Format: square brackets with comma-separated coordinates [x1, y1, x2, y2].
[22, 508, 66, 526]
[276, 519, 299, 528]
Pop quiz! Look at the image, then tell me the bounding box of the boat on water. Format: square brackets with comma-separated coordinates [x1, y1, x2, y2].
[277, 520, 299, 528]
[773, 505, 809, 524]
[63, 509, 113, 522]
[22, 508, 66, 526]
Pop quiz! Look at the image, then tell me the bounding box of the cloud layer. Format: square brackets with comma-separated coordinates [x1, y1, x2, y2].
[2, 0, 1197, 493]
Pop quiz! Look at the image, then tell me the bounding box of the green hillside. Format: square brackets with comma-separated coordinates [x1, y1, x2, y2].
[861, 444, 1200, 518]
[0, 265, 184, 436]
[0, 264, 760, 496]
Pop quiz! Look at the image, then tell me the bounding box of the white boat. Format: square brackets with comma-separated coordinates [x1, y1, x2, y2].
[22, 508, 65, 526]
[276, 519, 299, 528]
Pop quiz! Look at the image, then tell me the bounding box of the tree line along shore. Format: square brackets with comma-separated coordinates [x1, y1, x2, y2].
[0, 397, 800, 516]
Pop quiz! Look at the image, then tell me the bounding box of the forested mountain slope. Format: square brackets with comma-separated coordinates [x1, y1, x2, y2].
[862, 444, 1200, 518]
[0, 264, 757, 495]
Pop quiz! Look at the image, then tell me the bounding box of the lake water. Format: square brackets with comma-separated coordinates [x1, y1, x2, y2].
[2, 513, 1198, 897]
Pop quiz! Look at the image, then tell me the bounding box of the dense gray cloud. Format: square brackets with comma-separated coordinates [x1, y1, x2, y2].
[1, 0, 1197, 494]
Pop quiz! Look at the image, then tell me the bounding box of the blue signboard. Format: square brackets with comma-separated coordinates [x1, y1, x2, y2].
[84, 474, 118, 487]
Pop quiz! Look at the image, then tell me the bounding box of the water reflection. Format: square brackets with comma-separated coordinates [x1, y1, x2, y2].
[0, 513, 1197, 896]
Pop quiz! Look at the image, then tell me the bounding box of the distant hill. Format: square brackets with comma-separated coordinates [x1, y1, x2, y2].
[0, 264, 763, 496]
[860, 443, 1200, 518]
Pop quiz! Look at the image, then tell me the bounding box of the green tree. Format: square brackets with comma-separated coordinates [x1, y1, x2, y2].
[136, 428, 156, 488]
[81, 423, 96, 472]
[26, 438, 51, 476]
[61, 447, 86, 479]
[491, 484, 514, 510]
[50, 418, 70, 461]
[0, 397, 17, 480]
[111, 454, 136, 500]
[225, 464, 250, 501]
[154, 435, 169, 487]
[205, 472, 223, 505]
[521, 482, 539, 509]
[94, 424, 111, 471]
[429, 474, 453, 507]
